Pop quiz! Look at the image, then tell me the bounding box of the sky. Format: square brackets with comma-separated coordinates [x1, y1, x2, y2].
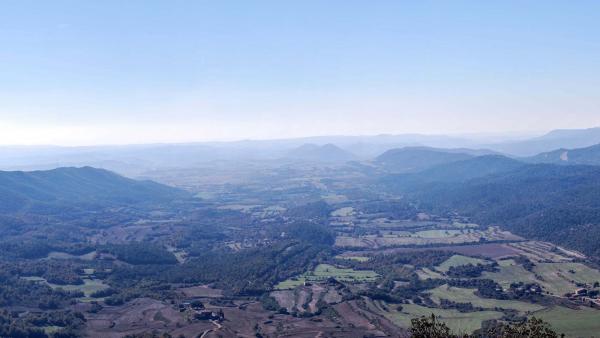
[1, 1, 599, 145]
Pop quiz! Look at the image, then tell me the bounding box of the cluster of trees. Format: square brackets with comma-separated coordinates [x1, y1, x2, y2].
[411, 314, 563, 338]
[448, 279, 507, 300]
[104, 242, 329, 297]
[508, 282, 543, 299]
[6, 260, 84, 286]
[513, 256, 535, 272]
[0, 309, 84, 338]
[101, 243, 178, 265]
[171, 221, 227, 256]
[284, 201, 333, 221]
[446, 262, 498, 278]
[353, 251, 453, 272]
[346, 251, 452, 294]
[0, 240, 54, 260]
[438, 299, 476, 312]
[103, 220, 335, 296]
[280, 222, 335, 246]
[355, 200, 417, 219]
[0, 273, 81, 309]
[102, 280, 177, 306]
[166, 241, 330, 295]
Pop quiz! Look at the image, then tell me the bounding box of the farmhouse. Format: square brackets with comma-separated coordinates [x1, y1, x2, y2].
[195, 309, 225, 321]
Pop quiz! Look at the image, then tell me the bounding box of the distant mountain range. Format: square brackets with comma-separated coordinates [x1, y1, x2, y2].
[375, 147, 474, 173]
[374, 146, 504, 173]
[284, 143, 357, 162]
[487, 127, 600, 156]
[0, 166, 186, 213]
[1, 127, 600, 175]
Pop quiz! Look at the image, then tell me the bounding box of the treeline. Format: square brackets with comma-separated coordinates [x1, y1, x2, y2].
[355, 251, 453, 271]
[354, 200, 417, 219]
[101, 243, 178, 265]
[446, 262, 498, 278]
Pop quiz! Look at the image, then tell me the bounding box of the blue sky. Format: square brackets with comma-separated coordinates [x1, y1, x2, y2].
[1, 1, 599, 145]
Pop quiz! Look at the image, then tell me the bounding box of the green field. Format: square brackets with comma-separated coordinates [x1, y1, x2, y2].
[46, 251, 97, 261]
[533, 262, 600, 296]
[380, 231, 412, 237]
[43, 326, 63, 334]
[321, 193, 348, 204]
[436, 255, 490, 273]
[481, 259, 539, 288]
[21, 276, 110, 299]
[427, 284, 543, 312]
[331, 207, 354, 217]
[534, 306, 600, 337]
[384, 303, 503, 334]
[335, 255, 370, 262]
[483, 260, 600, 296]
[21, 276, 47, 282]
[416, 267, 444, 280]
[415, 229, 464, 238]
[275, 264, 378, 289]
[194, 191, 216, 199]
[452, 222, 479, 229]
[49, 278, 110, 297]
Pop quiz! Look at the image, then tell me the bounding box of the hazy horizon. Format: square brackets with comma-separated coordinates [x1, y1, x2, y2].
[2, 1, 599, 145]
[0, 128, 550, 148]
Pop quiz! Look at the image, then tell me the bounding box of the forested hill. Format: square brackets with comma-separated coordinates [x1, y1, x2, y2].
[527, 143, 600, 166]
[380, 155, 524, 189]
[383, 160, 600, 260]
[375, 147, 475, 173]
[0, 166, 187, 213]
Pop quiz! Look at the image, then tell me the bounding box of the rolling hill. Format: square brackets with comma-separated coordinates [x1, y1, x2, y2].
[411, 155, 524, 183]
[379, 155, 525, 194]
[0, 166, 187, 213]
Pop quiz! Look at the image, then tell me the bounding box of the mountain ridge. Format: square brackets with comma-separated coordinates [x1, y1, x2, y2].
[488, 127, 600, 156]
[0, 166, 187, 213]
[527, 143, 600, 166]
